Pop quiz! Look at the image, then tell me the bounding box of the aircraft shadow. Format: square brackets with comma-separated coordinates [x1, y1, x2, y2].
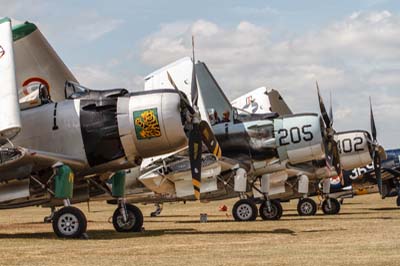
[0, 227, 297, 240]
[368, 207, 400, 211]
[283, 212, 372, 217]
[286, 216, 397, 221]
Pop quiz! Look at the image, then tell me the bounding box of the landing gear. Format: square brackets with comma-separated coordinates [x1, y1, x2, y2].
[52, 206, 87, 238]
[232, 199, 258, 221]
[112, 201, 143, 232]
[150, 203, 163, 217]
[395, 180, 400, 207]
[50, 164, 87, 238]
[44, 206, 56, 223]
[297, 198, 317, 216]
[322, 198, 341, 215]
[259, 200, 283, 220]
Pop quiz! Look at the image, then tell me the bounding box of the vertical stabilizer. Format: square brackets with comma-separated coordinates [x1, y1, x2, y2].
[13, 21, 77, 102]
[0, 18, 21, 140]
[231, 87, 272, 114]
[195, 61, 232, 123]
[232, 87, 292, 116]
[144, 57, 210, 124]
[267, 89, 292, 116]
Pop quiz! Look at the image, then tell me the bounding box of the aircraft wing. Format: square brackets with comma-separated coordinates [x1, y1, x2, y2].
[0, 147, 86, 182]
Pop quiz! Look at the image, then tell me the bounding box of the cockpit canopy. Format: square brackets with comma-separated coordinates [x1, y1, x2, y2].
[64, 81, 128, 100]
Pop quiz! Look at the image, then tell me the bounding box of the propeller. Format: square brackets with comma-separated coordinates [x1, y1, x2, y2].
[369, 97, 385, 197]
[316, 82, 341, 176]
[167, 36, 221, 200]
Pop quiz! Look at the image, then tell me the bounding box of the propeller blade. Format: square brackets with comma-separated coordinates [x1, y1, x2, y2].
[374, 152, 383, 197]
[369, 97, 383, 197]
[323, 138, 334, 168]
[316, 81, 332, 128]
[331, 140, 342, 175]
[369, 97, 377, 141]
[189, 123, 202, 200]
[167, 71, 195, 114]
[199, 120, 222, 158]
[329, 91, 333, 123]
[191, 36, 199, 107]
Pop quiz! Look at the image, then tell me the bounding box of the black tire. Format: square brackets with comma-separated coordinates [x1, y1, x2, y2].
[113, 203, 143, 232]
[52, 206, 87, 238]
[232, 199, 258, 221]
[259, 200, 283, 220]
[297, 198, 317, 216]
[322, 198, 341, 215]
[396, 196, 400, 207]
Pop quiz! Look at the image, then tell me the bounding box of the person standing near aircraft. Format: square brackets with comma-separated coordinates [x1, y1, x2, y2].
[222, 110, 230, 122]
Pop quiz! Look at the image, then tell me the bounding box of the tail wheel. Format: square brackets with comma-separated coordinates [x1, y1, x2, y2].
[396, 196, 400, 207]
[232, 199, 258, 221]
[113, 203, 143, 232]
[297, 198, 317, 216]
[259, 200, 283, 220]
[52, 206, 87, 238]
[322, 198, 341, 215]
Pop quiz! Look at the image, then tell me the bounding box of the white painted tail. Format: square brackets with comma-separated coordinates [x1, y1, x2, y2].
[0, 18, 21, 140]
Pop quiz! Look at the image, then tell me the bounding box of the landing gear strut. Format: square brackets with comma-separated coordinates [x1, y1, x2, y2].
[394, 179, 400, 207]
[321, 198, 341, 215]
[109, 171, 144, 232]
[259, 200, 283, 220]
[112, 199, 143, 232]
[44, 206, 56, 223]
[297, 198, 317, 216]
[50, 164, 88, 238]
[150, 203, 163, 217]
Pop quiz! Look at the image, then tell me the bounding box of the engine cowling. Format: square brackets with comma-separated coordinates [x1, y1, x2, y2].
[117, 89, 188, 160]
[274, 113, 325, 164]
[335, 130, 372, 170]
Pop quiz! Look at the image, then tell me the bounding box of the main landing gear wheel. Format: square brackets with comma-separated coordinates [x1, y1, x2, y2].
[396, 196, 400, 207]
[112, 203, 143, 232]
[322, 198, 341, 215]
[297, 198, 317, 216]
[232, 199, 258, 221]
[52, 206, 87, 238]
[259, 200, 283, 220]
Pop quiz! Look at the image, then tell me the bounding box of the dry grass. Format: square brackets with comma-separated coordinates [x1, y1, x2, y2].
[0, 194, 399, 266]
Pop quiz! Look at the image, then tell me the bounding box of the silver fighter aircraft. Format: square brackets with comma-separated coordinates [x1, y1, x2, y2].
[0, 18, 218, 238]
[118, 52, 385, 221]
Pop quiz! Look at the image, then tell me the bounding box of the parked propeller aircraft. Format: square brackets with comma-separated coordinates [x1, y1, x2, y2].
[113, 53, 361, 222]
[116, 51, 386, 221]
[0, 19, 222, 238]
[230, 86, 387, 216]
[318, 148, 400, 209]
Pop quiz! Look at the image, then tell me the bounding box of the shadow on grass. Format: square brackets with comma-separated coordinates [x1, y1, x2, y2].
[0, 227, 298, 240]
[286, 215, 397, 221]
[368, 207, 400, 211]
[283, 212, 373, 218]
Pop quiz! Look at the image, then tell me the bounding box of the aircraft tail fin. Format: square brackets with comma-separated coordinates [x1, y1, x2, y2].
[231, 87, 292, 116]
[0, 18, 21, 140]
[195, 61, 233, 123]
[13, 21, 77, 103]
[267, 89, 292, 116]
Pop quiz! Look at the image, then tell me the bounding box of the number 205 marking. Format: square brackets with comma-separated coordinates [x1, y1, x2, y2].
[278, 124, 313, 146]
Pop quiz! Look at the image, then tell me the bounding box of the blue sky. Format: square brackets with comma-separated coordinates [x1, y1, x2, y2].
[2, 0, 400, 148]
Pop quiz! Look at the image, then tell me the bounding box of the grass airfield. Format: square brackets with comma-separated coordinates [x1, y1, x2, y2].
[0, 194, 400, 266]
